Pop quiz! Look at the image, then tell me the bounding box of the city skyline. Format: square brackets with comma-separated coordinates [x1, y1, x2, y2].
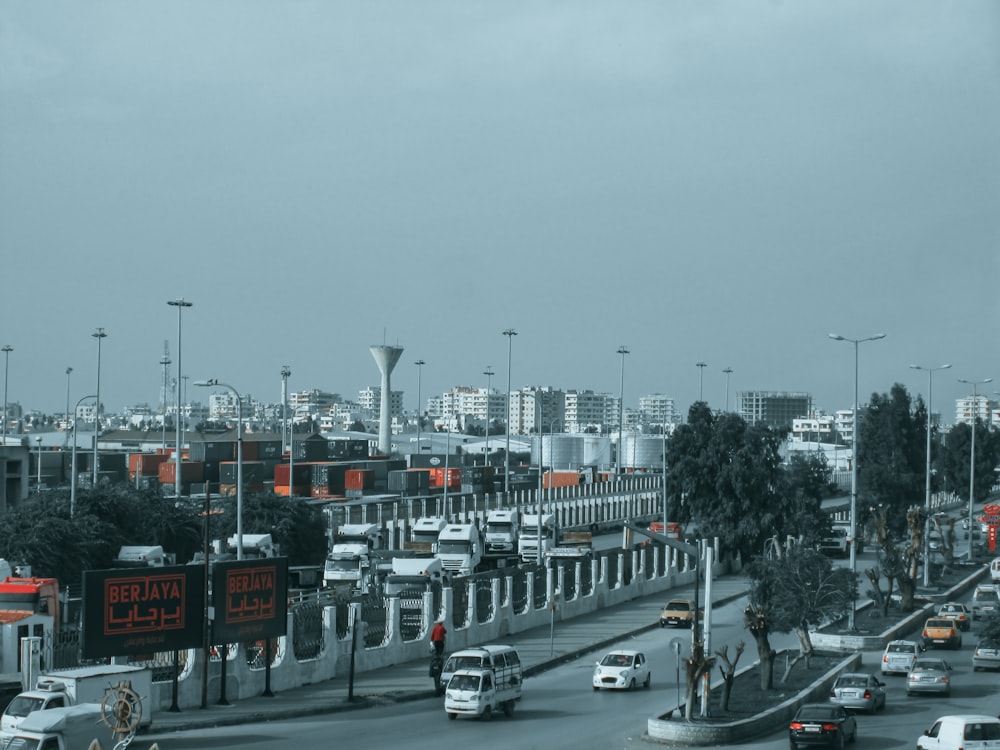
[2, 2, 997, 420]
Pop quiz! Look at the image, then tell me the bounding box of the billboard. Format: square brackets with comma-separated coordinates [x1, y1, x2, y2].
[211, 557, 288, 643]
[82, 565, 206, 659]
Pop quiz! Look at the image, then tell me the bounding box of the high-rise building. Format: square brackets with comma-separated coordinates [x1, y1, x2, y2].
[737, 391, 812, 429]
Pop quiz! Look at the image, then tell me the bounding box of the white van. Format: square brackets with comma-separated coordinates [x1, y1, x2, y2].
[990, 558, 1000, 583]
[917, 714, 1000, 750]
[440, 645, 521, 688]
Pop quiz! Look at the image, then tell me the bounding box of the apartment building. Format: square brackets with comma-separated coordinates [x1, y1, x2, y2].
[737, 391, 812, 429]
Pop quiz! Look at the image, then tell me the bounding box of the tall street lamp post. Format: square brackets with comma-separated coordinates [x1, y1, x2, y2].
[64, 367, 72, 444]
[910, 363, 951, 587]
[829, 332, 885, 631]
[281, 365, 291, 455]
[281, 365, 293, 496]
[617, 346, 630, 475]
[70, 395, 97, 516]
[167, 298, 193, 497]
[483, 366, 494, 465]
[35, 437, 42, 491]
[196, 379, 243, 560]
[503, 329, 517, 494]
[959, 377, 992, 561]
[91, 328, 107, 488]
[723, 367, 733, 412]
[696, 362, 707, 402]
[2, 345, 13, 443]
[414, 360, 425, 455]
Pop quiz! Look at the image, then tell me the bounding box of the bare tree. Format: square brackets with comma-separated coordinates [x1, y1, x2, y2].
[715, 641, 745, 712]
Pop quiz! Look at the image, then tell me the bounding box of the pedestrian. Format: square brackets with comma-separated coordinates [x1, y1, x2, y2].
[431, 620, 447, 655]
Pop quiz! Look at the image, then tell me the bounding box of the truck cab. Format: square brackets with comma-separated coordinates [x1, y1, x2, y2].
[435, 524, 482, 577]
[4, 704, 105, 750]
[227, 533, 277, 559]
[518, 514, 555, 562]
[484, 510, 519, 558]
[324, 524, 381, 594]
[113, 545, 174, 567]
[409, 517, 448, 554]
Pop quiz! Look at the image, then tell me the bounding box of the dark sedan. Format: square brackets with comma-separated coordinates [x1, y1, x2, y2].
[789, 703, 857, 749]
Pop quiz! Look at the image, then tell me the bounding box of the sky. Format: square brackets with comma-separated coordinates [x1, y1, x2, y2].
[1, 1, 999, 422]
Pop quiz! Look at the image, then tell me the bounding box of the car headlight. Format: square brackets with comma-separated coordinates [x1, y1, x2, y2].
[619, 670, 629, 678]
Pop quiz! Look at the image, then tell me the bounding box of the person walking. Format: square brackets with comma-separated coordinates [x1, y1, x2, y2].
[431, 620, 447, 655]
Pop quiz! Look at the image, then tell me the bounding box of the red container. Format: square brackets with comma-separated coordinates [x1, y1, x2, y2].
[158, 460, 205, 483]
[129, 453, 168, 477]
[345, 469, 374, 491]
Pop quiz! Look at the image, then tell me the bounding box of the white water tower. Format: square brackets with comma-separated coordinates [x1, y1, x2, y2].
[370, 344, 403, 456]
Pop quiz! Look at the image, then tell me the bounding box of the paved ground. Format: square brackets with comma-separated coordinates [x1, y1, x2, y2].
[147, 572, 751, 735]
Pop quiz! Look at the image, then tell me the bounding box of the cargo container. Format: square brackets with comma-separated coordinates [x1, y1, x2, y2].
[311, 463, 350, 495]
[158, 460, 205, 484]
[274, 462, 312, 487]
[188, 441, 234, 463]
[219, 461, 266, 485]
[544, 470, 581, 489]
[345, 469, 375, 491]
[388, 469, 429, 494]
[429, 467, 462, 490]
[328, 439, 369, 460]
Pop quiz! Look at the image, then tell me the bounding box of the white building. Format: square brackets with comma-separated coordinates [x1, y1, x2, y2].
[564, 390, 613, 434]
[358, 386, 403, 419]
[955, 395, 992, 426]
[509, 386, 565, 435]
[638, 393, 678, 430]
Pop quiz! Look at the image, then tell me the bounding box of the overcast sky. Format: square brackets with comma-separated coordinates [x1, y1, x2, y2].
[2, 1, 998, 422]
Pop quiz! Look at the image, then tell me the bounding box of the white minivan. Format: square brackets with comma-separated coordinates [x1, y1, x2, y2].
[990, 557, 1000, 583]
[440, 645, 521, 688]
[917, 715, 1000, 750]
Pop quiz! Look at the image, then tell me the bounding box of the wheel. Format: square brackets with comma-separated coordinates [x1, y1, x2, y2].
[836, 731, 846, 750]
[789, 742, 797, 750]
[481, 705, 492, 721]
[851, 723, 857, 743]
[502, 700, 515, 717]
[593, 685, 600, 691]
[447, 713, 456, 721]
[628, 678, 636, 691]
[644, 673, 651, 689]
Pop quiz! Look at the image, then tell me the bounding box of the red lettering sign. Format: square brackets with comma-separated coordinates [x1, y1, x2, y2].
[103, 573, 187, 636]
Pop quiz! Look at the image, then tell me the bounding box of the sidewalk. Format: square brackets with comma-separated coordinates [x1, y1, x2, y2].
[147, 573, 751, 735]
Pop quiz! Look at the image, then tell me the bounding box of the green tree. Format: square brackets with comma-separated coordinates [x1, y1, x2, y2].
[856, 384, 925, 537]
[938, 421, 1000, 507]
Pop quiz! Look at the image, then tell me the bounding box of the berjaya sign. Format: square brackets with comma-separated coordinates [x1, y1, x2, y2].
[211, 558, 288, 643]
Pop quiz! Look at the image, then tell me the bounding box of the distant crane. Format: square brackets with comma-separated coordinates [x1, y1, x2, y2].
[159, 341, 172, 417]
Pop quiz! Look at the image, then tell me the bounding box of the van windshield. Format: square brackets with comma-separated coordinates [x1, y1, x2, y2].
[3, 696, 44, 718]
[448, 674, 481, 691]
[444, 655, 485, 672]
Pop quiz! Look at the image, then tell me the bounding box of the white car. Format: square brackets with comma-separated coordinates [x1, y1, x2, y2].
[593, 650, 651, 691]
[881, 639, 922, 675]
[917, 714, 1000, 750]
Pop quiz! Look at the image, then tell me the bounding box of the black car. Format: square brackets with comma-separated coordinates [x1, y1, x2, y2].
[789, 703, 857, 749]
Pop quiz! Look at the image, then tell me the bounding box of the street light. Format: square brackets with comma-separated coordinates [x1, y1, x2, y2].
[196, 379, 243, 560]
[414, 360, 425, 455]
[92, 328, 107, 488]
[281, 365, 293, 497]
[723, 367, 734, 412]
[483, 366, 494, 465]
[168, 298, 193, 497]
[829, 332, 885, 630]
[70, 395, 97, 516]
[910, 363, 951, 586]
[64, 367, 72, 445]
[696, 362, 707, 402]
[503, 329, 517, 494]
[2, 345, 12, 443]
[35, 437, 42, 492]
[281, 365, 291, 455]
[959, 377, 992, 561]
[617, 346, 630, 475]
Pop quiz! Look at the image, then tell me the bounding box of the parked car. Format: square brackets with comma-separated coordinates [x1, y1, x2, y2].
[972, 584, 1000, 620]
[973, 638, 1000, 672]
[936, 602, 972, 631]
[922, 617, 963, 649]
[881, 639, 922, 675]
[906, 657, 952, 697]
[990, 557, 1000, 583]
[659, 599, 700, 628]
[788, 703, 857, 749]
[916, 714, 1000, 750]
[592, 650, 650, 691]
[828, 672, 886, 714]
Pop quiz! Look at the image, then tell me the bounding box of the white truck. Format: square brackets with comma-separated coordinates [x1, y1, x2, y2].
[484, 510, 520, 559]
[408, 517, 448, 554]
[3, 704, 106, 750]
[227, 533, 278, 559]
[1, 665, 153, 743]
[518, 514, 556, 563]
[444, 660, 522, 721]
[324, 523, 382, 594]
[113, 545, 175, 567]
[546, 531, 593, 561]
[436, 524, 483, 577]
[384, 557, 449, 639]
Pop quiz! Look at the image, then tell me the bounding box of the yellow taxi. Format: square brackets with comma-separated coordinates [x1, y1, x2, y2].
[921, 617, 962, 650]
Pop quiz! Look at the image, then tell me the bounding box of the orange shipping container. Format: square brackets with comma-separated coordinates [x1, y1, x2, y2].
[129, 453, 169, 476]
[345, 469, 374, 491]
[158, 460, 205, 484]
[544, 470, 580, 489]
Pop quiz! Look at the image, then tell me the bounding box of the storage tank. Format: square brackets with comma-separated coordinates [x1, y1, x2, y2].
[532, 434, 584, 469]
[582, 436, 612, 468]
[620, 435, 666, 471]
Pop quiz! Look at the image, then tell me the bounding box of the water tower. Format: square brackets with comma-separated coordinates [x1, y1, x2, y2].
[369, 344, 403, 456]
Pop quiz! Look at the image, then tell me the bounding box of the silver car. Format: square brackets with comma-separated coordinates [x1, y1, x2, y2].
[973, 639, 1000, 672]
[906, 657, 952, 696]
[829, 672, 886, 713]
[882, 639, 922, 675]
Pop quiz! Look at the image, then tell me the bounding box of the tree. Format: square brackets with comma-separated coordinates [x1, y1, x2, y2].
[666, 405, 791, 562]
[715, 641, 745, 712]
[683, 638, 714, 721]
[938, 421, 1000, 508]
[745, 547, 854, 683]
[866, 504, 923, 613]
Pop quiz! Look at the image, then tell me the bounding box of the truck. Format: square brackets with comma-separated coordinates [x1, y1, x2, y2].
[113, 545, 175, 567]
[0, 577, 60, 631]
[443, 648, 522, 721]
[1, 665, 153, 743]
[435, 524, 483, 577]
[545, 531, 593, 561]
[227, 533, 278, 559]
[324, 523, 382, 594]
[518, 514, 556, 563]
[408, 516, 448, 554]
[483, 510, 520, 559]
[384, 557, 449, 640]
[3, 703, 106, 750]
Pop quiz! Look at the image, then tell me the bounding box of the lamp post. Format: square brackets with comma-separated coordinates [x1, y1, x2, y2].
[196, 379, 243, 560]
[503, 329, 517, 494]
[414, 360, 425, 455]
[829, 332, 886, 631]
[281, 365, 291, 455]
[910, 363, 951, 586]
[483, 366, 494, 465]
[35, 437, 42, 492]
[70, 395, 97, 517]
[91, 328, 107, 488]
[168, 298, 193, 497]
[281, 365, 292, 496]
[696, 361, 707, 402]
[64, 367, 72, 444]
[159, 351, 171, 450]
[959, 377, 992, 561]
[2, 345, 13, 443]
[723, 367, 733, 412]
[617, 346, 630, 475]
